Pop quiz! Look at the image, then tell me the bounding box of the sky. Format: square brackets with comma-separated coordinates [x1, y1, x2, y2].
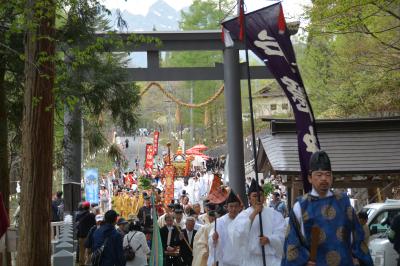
[102, 0, 312, 21]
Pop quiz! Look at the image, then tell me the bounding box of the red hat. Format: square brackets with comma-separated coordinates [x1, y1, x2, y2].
[82, 201, 90, 208]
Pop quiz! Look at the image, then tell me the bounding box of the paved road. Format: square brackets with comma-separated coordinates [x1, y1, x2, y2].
[116, 135, 166, 171]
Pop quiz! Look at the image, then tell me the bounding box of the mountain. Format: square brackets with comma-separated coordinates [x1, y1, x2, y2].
[109, 0, 181, 31]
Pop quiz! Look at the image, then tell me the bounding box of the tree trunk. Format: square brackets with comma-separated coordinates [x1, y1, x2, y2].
[16, 0, 56, 265]
[0, 62, 11, 266]
[0, 65, 8, 212]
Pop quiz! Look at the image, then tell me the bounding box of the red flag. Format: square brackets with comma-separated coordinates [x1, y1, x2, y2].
[207, 174, 228, 204]
[238, 0, 245, 41]
[0, 193, 9, 239]
[145, 144, 154, 170]
[153, 131, 160, 155]
[278, 4, 286, 35]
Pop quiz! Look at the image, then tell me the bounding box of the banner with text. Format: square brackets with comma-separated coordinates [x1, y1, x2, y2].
[84, 168, 99, 204]
[222, 3, 320, 192]
[163, 165, 175, 205]
[145, 144, 154, 170]
[153, 131, 160, 155]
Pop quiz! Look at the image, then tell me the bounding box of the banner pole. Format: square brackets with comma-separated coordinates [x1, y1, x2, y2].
[240, 1, 266, 265]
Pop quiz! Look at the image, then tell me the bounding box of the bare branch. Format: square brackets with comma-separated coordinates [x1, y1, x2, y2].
[362, 23, 400, 51]
[373, 2, 400, 21]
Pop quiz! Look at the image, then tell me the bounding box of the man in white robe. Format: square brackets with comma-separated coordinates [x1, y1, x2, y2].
[228, 179, 285, 266]
[192, 210, 217, 266]
[208, 191, 242, 266]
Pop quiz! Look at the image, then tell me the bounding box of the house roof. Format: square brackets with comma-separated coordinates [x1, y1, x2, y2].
[257, 117, 400, 175]
[254, 84, 285, 98]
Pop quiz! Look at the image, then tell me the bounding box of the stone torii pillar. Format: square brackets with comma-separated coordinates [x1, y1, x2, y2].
[223, 47, 247, 206]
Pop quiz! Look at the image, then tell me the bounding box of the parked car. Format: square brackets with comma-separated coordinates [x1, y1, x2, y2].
[362, 199, 400, 266]
[138, 128, 149, 136]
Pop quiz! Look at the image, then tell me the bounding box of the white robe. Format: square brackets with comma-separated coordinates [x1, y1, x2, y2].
[193, 222, 214, 266]
[228, 206, 285, 266]
[208, 214, 240, 266]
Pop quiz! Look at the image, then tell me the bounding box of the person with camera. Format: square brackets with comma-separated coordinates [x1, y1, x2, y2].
[123, 221, 150, 266]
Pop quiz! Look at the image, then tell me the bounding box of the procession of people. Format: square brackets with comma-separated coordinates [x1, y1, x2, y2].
[63, 146, 378, 266]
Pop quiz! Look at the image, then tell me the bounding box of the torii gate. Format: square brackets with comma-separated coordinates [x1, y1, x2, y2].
[63, 28, 298, 210]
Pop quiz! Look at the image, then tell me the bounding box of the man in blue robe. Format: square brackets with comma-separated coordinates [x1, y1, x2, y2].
[281, 151, 373, 266]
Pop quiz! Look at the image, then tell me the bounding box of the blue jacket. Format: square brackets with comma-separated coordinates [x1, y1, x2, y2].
[92, 223, 126, 266]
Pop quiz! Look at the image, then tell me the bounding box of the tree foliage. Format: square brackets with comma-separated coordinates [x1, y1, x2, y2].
[299, 0, 400, 117]
[56, 0, 141, 148]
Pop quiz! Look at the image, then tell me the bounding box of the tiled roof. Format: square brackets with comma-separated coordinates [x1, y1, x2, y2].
[258, 117, 400, 175]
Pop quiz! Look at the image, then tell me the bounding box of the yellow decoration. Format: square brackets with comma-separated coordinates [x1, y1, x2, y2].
[287, 245, 299, 261]
[321, 205, 337, 220]
[111, 193, 144, 218]
[326, 250, 341, 266]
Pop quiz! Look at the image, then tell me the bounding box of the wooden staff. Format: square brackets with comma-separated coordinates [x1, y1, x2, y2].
[174, 221, 193, 253]
[310, 226, 320, 262]
[214, 218, 218, 266]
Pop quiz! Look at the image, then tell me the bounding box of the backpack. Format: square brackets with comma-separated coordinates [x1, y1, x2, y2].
[124, 232, 139, 261]
[57, 202, 64, 221]
[91, 236, 110, 266]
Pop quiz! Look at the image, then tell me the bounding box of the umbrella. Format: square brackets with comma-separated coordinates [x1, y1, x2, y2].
[185, 150, 210, 159]
[189, 144, 208, 151]
[185, 148, 200, 155]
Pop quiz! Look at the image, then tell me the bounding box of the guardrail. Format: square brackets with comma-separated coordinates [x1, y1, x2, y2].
[0, 227, 18, 252]
[51, 221, 64, 241]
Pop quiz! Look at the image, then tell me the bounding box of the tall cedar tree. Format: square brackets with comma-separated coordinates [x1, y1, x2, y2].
[17, 0, 56, 265]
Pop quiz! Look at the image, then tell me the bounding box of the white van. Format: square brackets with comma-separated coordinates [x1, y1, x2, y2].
[362, 199, 400, 266]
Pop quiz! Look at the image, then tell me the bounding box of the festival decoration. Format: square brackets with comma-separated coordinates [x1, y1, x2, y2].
[144, 143, 154, 170]
[262, 182, 275, 197]
[138, 176, 152, 190]
[140, 82, 224, 108]
[207, 173, 228, 204]
[163, 165, 175, 205]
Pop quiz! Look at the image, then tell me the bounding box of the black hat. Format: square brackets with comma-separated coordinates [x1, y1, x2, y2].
[188, 208, 196, 216]
[174, 207, 183, 214]
[167, 203, 175, 209]
[248, 179, 263, 195]
[117, 217, 128, 225]
[273, 192, 280, 197]
[226, 190, 240, 204]
[309, 151, 331, 172]
[215, 205, 226, 216]
[207, 203, 216, 211]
